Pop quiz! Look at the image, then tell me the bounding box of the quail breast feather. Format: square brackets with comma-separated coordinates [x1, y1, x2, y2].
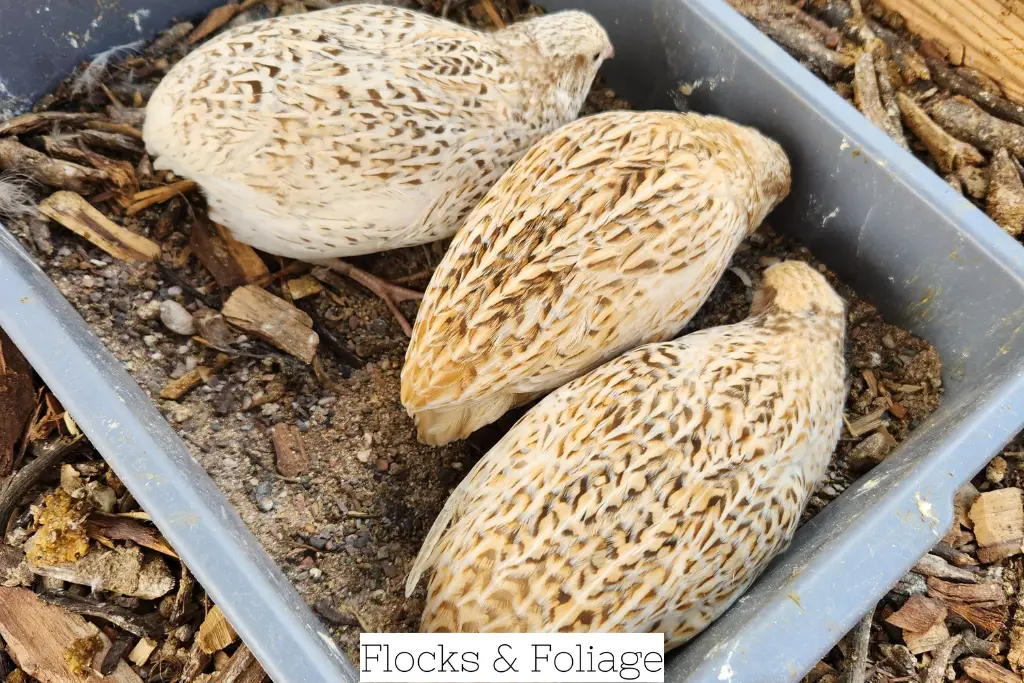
[401, 109, 791, 445]
[142, 5, 613, 260]
[406, 260, 846, 646]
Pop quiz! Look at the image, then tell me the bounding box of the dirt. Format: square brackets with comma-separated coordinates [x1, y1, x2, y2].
[0, 0, 945, 671]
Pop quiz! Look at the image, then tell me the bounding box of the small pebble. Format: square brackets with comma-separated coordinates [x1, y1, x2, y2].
[356, 450, 372, 463]
[309, 567, 323, 580]
[143, 334, 158, 347]
[136, 299, 162, 321]
[376, 459, 389, 472]
[881, 334, 896, 349]
[167, 285, 183, 297]
[160, 300, 197, 336]
[986, 456, 1008, 484]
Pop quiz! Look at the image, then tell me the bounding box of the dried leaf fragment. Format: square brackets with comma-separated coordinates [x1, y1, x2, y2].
[38, 191, 160, 262]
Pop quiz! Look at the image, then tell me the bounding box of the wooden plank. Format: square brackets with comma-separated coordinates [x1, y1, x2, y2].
[877, 0, 1024, 104]
[0, 587, 143, 683]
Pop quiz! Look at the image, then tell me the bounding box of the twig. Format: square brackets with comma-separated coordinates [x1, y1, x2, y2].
[922, 634, 962, 683]
[100, 634, 133, 676]
[846, 608, 873, 683]
[931, 96, 1024, 157]
[0, 139, 107, 193]
[0, 438, 83, 532]
[37, 590, 163, 638]
[926, 57, 1024, 127]
[986, 149, 1024, 237]
[170, 564, 195, 626]
[853, 50, 906, 147]
[758, 20, 854, 81]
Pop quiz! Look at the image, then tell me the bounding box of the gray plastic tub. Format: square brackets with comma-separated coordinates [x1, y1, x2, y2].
[3, 0, 1024, 681]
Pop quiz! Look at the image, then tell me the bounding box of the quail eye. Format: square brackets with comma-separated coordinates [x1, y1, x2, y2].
[592, 53, 601, 61]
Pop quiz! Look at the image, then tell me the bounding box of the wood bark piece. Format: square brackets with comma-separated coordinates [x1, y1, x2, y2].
[99, 636, 132, 676]
[969, 487, 1024, 562]
[947, 600, 1009, 634]
[876, 0, 1024, 104]
[38, 192, 160, 262]
[190, 221, 269, 289]
[76, 130, 143, 155]
[926, 576, 1004, 603]
[759, 20, 854, 81]
[961, 657, 1021, 683]
[126, 180, 197, 216]
[885, 594, 946, 632]
[83, 121, 143, 141]
[272, 424, 309, 478]
[987, 149, 1024, 237]
[846, 609, 873, 683]
[85, 512, 178, 558]
[36, 591, 162, 638]
[211, 645, 267, 683]
[0, 328, 34, 476]
[885, 594, 948, 653]
[197, 606, 237, 654]
[0, 587, 143, 683]
[845, 429, 897, 474]
[181, 640, 212, 683]
[222, 286, 319, 363]
[41, 137, 137, 194]
[896, 92, 984, 172]
[0, 139, 106, 193]
[30, 546, 175, 600]
[931, 97, 1024, 158]
[926, 57, 1024, 127]
[187, 4, 241, 44]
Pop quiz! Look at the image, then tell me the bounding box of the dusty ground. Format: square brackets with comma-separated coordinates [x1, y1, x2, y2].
[0, 0, 958, 677]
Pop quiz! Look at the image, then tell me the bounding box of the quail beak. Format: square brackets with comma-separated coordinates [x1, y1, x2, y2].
[604, 45, 615, 59]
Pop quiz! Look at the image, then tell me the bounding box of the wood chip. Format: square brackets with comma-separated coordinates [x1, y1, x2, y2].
[85, 512, 178, 558]
[961, 657, 1021, 683]
[159, 354, 232, 401]
[931, 96, 1024, 158]
[41, 137, 137, 194]
[76, 130, 143, 155]
[0, 139, 107, 193]
[926, 57, 1024, 127]
[886, 594, 946, 632]
[82, 121, 143, 141]
[190, 221, 269, 289]
[986, 148, 1024, 237]
[126, 180, 197, 216]
[187, 4, 242, 44]
[926, 576, 1004, 603]
[845, 406, 889, 437]
[127, 639, 156, 667]
[211, 644, 267, 683]
[284, 275, 324, 300]
[0, 587, 142, 683]
[222, 286, 319, 363]
[904, 618, 950, 655]
[273, 424, 309, 478]
[29, 546, 175, 600]
[969, 488, 1024, 562]
[896, 92, 984, 172]
[922, 634, 962, 683]
[38, 192, 160, 262]
[947, 600, 1009, 634]
[197, 606, 237, 654]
